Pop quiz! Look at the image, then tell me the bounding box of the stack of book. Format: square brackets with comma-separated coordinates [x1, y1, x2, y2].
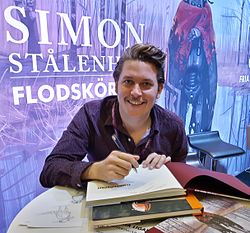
[85, 163, 204, 227]
[86, 162, 250, 227]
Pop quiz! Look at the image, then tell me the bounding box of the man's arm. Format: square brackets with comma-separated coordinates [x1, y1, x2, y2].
[40, 107, 91, 189]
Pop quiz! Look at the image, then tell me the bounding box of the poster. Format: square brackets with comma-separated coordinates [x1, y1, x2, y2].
[0, 1, 249, 232]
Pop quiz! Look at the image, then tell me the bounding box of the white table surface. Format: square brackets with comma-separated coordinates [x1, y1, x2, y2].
[7, 186, 155, 233]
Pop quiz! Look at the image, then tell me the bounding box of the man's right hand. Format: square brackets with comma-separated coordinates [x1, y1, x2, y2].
[81, 151, 139, 182]
[188, 27, 201, 41]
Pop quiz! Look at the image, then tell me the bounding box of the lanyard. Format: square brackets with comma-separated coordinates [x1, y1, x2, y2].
[111, 102, 120, 139]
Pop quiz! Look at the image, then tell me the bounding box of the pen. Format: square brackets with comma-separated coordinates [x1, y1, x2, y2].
[112, 134, 138, 173]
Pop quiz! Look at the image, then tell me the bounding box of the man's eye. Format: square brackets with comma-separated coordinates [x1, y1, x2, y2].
[123, 80, 133, 85]
[141, 82, 152, 87]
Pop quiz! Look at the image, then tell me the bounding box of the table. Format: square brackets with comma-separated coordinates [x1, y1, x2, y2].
[6, 186, 156, 233]
[7, 186, 250, 233]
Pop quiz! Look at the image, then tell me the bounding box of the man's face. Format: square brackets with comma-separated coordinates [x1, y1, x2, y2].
[116, 60, 163, 119]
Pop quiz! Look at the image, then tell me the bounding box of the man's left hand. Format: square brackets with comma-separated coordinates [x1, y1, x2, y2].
[142, 153, 171, 169]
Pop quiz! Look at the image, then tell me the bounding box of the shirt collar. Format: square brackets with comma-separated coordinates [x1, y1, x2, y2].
[103, 97, 126, 133]
[103, 96, 160, 135]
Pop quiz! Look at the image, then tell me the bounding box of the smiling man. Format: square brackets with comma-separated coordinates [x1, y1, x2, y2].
[40, 43, 188, 189]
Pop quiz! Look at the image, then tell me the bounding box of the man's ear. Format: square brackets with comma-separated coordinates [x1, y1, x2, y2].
[115, 82, 118, 94]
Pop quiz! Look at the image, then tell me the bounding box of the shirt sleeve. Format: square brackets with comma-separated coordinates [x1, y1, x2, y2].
[39, 107, 92, 189]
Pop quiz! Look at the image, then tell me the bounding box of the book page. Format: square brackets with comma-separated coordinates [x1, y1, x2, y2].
[95, 222, 159, 233]
[86, 165, 183, 203]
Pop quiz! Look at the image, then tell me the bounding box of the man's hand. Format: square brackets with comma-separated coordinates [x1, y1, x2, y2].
[142, 153, 171, 169]
[81, 151, 139, 182]
[187, 27, 201, 41]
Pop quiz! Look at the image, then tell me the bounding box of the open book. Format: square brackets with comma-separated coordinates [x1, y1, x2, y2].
[86, 162, 249, 208]
[91, 193, 203, 227]
[86, 165, 186, 207]
[166, 162, 250, 200]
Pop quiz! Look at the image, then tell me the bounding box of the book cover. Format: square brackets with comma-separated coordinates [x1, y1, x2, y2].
[166, 162, 250, 200]
[91, 193, 203, 227]
[86, 165, 186, 207]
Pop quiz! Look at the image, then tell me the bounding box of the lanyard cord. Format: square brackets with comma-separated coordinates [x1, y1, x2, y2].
[111, 101, 119, 137]
[111, 102, 153, 157]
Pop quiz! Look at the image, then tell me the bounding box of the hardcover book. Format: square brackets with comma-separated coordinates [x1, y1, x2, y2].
[91, 193, 203, 227]
[86, 162, 250, 208]
[166, 162, 250, 200]
[86, 165, 186, 207]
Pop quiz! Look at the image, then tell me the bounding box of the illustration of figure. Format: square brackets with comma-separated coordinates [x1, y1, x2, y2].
[132, 201, 152, 212]
[195, 212, 249, 233]
[167, 0, 217, 133]
[54, 206, 72, 223]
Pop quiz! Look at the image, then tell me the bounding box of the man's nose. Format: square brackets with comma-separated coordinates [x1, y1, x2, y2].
[131, 84, 142, 97]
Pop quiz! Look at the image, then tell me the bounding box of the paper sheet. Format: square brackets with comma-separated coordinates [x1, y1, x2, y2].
[19, 188, 86, 228]
[20, 203, 86, 228]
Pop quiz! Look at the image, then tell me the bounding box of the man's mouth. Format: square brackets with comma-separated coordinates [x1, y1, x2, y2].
[127, 99, 145, 105]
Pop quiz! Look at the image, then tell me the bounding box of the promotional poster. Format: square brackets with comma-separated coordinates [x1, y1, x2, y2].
[0, 0, 249, 232]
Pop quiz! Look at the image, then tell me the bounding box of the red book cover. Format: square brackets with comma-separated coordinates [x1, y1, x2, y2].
[166, 162, 250, 199]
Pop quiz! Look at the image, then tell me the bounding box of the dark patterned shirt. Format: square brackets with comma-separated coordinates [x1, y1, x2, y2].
[40, 96, 187, 189]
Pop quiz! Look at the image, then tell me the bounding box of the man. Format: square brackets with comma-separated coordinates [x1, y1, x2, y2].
[40, 43, 187, 189]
